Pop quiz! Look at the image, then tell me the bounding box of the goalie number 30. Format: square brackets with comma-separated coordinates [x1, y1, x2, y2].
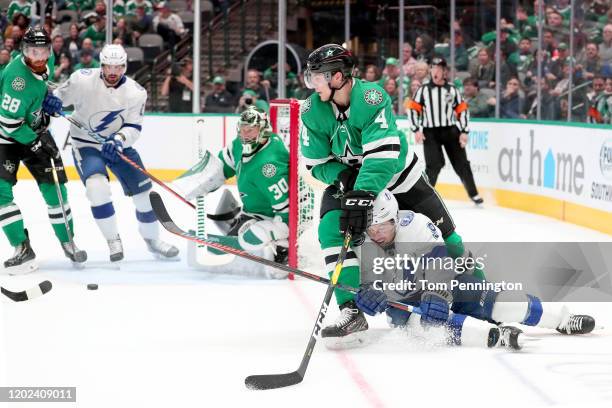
[268, 178, 288, 200]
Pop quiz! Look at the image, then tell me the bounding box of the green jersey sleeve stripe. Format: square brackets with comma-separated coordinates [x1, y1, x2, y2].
[362, 144, 400, 158]
[303, 155, 334, 167]
[363, 136, 400, 152]
[0, 115, 24, 125]
[221, 147, 235, 169]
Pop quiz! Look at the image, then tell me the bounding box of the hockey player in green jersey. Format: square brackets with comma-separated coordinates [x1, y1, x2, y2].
[0, 27, 86, 274]
[174, 107, 291, 275]
[300, 44, 470, 340]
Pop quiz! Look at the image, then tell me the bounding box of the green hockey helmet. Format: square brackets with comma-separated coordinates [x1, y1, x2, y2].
[237, 106, 271, 155]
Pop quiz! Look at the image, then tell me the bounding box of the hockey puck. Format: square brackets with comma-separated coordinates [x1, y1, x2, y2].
[87, 283, 98, 290]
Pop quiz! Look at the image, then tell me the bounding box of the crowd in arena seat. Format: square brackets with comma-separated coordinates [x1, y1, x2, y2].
[364, 0, 612, 124]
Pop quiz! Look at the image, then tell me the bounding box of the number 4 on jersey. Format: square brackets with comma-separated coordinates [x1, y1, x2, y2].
[374, 108, 388, 129]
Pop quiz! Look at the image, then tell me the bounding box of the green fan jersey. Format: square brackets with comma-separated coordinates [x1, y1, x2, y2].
[7, 1, 32, 21]
[300, 78, 423, 195]
[0, 55, 54, 145]
[219, 133, 290, 223]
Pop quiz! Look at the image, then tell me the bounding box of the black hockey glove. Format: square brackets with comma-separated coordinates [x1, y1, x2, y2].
[340, 190, 375, 235]
[334, 168, 359, 193]
[29, 131, 60, 163]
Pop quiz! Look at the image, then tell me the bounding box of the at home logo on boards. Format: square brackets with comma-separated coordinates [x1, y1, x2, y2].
[497, 129, 585, 196]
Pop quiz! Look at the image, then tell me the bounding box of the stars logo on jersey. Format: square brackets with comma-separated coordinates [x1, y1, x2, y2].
[11, 77, 25, 91]
[3, 160, 15, 174]
[89, 109, 125, 137]
[301, 98, 311, 114]
[364, 89, 383, 105]
[262, 163, 276, 178]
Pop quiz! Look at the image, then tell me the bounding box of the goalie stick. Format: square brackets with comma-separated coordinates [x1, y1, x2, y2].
[59, 112, 195, 210]
[1, 280, 52, 302]
[149, 191, 417, 314]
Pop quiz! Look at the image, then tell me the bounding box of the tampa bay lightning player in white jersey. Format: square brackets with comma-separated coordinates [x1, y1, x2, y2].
[46, 44, 178, 261]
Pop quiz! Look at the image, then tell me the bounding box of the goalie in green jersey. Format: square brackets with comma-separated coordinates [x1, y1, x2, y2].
[300, 44, 476, 342]
[174, 107, 292, 277]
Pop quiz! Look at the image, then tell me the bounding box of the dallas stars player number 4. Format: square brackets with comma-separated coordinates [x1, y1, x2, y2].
[0, 27, 86, 274]
[301, 43, 476, 341]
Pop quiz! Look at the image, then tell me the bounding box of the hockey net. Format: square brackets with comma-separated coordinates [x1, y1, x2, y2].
[269, 99, 324, 273]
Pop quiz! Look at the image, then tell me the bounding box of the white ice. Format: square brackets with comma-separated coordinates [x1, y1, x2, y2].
[1, 181, 611, 408]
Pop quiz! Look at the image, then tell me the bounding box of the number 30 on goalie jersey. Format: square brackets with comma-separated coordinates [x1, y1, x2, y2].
[218, 133, 290, 223]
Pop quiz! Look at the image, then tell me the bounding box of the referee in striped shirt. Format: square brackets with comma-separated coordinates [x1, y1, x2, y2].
[407, 57, 483, 205]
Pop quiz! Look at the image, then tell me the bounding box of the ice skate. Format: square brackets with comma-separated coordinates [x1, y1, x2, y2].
[556, 307, 595, 335]
[322, 300, 369, 349]
[145, 238, 179, 259]
[108, 236, 124, 262]
[4, 234, 38, 275]
[62, 241, 88, 265]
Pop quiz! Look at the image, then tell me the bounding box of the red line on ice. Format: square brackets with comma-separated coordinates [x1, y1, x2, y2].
[290, 282, 386, 408]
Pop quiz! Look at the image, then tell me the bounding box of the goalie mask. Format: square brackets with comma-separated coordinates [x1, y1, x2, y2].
[304, 44, 355, 98]
[237, 106, 271, 156]
[22, 26, 51, 75]
[100, 44, 127, 86]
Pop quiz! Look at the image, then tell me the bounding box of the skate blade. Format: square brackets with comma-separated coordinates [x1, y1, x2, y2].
[323, 331, 369, 350]
[6, 259, 39, 276]
[150, 252, 181, 262]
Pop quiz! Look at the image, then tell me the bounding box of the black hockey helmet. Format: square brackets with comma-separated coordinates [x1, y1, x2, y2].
[430, 56, 448, 68]
[304, 44, 355, 91]
[22, 26, 52, 48]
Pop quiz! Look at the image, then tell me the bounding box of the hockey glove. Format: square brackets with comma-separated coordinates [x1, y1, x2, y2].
[101, 134, 125, 164]
[340, 190, 375, 235]
[355, 283, 388, 316]
[29, 131, 60, 162]
[42, 93, 63, 116]
[419, 291, 450, 327]
[334, 168, 358, 193]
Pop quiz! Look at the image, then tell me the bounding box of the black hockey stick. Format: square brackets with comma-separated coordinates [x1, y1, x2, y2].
[245, 229, 353, 390]
[1, 280, 52, 302]
[149, 191, 416, 314]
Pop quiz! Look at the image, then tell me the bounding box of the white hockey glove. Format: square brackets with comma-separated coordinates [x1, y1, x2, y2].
[173, 151, 226, 200]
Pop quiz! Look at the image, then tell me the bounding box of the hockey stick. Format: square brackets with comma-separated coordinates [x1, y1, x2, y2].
[59, 112, 195, 210]
[49, 158, 85, 265]
[1, 280, 52, 302]
[245, 229, 352, 390]
[149, 191, 416, 314]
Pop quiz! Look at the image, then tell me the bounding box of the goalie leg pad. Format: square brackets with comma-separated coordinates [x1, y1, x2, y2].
[238, 218, 289, 253]
[173, 150, 226, 200]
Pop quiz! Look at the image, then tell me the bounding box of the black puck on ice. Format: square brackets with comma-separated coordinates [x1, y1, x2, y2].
[87, 283, 98, 290]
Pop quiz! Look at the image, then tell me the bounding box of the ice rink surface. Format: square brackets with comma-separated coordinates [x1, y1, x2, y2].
[1, 181, 611, 408]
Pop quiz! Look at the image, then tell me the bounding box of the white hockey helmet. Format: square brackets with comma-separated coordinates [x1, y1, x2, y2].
[100, 44, 128, 66]
[100, 44, 127, 86]
[371, 189, 399, 226]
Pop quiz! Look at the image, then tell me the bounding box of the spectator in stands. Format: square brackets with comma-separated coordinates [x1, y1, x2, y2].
[153, 2, 185, 49]
[131, 5, 154, 44]
[402, 42, 417, 78]
[53, 53, 73, 83]
[7, 25, 24, 50]
[402, 78, 422, 113]
[74, 48, 100, 70]
[496, 77, 523, 119]
[413, 34, 433, 61]
[94, 0, 107, 16]
[383, 78, 399, 114]
[550, 63, 575, 97]
[542, 29, 558, 54]
[4, 12, 29, 41]
[515, 37, 534, 78]
[586, 75, 606, 123]
[83, 15, 106, 48]
[263, 62, 298, 98]
[549, 42, 570, 81]
[469, 48, 496, 89]
[65, 23, 82, 61]
[51, 35, 68, 67]
[161, 58, 194, 113]
[126, 0, 153, 16]
[524, 50, 553, 88]
[114, 18, 132, 46]
[600, 24, 612, 67]
[0, 49, 10, 74]
[7, 1, 31, 22]
[546, 10, 565, 30]
[243, 68, 275, 103]
[595, 76, 612, 123]
[380, 57, 408, 92]
[80, 37, 97, 58]
[204, 76, 235, 113]
[577, 42, 603, 81]
[3, 38, 17, 59]
[525, 78, 561, 120]
[236, 89, 269, 113]
[66, 0, 96, 13]
[363, 64, 381, 83]
[291, 72, 313, 100]
[463, 78, 494, 118]
[412, 61, 429, 84]
[113, 0, 126, 19]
